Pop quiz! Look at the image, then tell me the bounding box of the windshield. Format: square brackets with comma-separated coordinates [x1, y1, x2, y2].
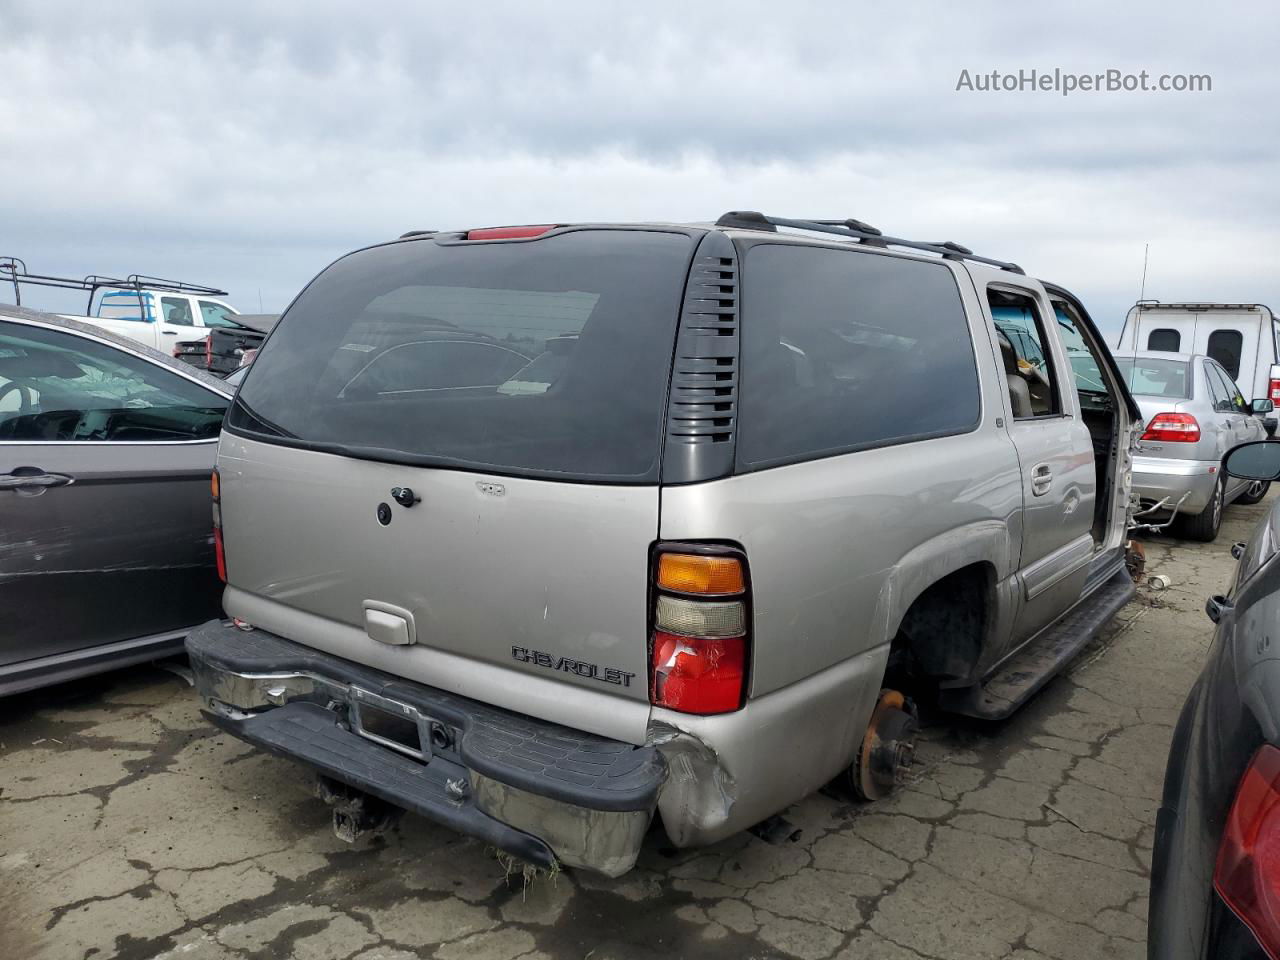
[229, 230, 693, 482]
[1114, 357, 1191, 399]
[199, 300, 244, 329]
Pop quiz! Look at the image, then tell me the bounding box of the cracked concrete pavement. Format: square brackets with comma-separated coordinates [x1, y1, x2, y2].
[1, 495, 1267, 960]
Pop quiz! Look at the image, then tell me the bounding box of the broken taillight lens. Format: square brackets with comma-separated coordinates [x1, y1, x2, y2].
[650, 546, 749, 715]
[1215, 744, 1280, 960]
[651, 630, 745, 714]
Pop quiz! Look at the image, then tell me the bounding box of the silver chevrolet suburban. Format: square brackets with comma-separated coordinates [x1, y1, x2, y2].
[187, 212, 1141, 877]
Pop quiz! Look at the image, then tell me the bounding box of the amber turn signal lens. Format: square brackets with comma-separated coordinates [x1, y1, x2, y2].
[657, 553, 745, 595]
[211, 469, 220, 500]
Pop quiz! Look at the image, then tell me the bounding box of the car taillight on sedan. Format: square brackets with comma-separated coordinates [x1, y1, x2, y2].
[1215, 744, 1280, 959]
[650, 547, 749, 715]
[1142, 412, 1201, 443]
[211, 468, 226, 583]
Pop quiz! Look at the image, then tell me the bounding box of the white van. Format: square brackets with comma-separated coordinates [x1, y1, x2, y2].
[1116, 301, 1280, 433]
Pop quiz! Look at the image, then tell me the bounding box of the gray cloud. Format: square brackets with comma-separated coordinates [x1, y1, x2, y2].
[2, 0, 1277, 332]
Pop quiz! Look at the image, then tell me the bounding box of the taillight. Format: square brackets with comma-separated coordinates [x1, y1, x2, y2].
[650, 548, 749, 715]
[239, 347, 258, 368]
[1142, 412, 1201, 443]
[204, 335, 213, 370]
[211, 468, 225, 582]
[1215, 744, 1280, 959]
[1270, 378, 1280, 403]
[465, 225, 558, 240]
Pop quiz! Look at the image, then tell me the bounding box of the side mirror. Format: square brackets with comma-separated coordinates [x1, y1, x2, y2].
[1223, 441, 1280, 481]
[1250, 398, 1276, 415]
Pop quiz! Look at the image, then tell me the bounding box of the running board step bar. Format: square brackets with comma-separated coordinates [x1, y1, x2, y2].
[939, 568, 1136, 720]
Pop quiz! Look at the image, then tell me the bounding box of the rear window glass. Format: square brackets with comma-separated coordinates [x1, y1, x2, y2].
[1146, 328, 1181, 352]
[229, 230, 692, 481]
[96, 291, 152, 322]
[736, 244, 980, 469]
[1113, 357, 1190, 399]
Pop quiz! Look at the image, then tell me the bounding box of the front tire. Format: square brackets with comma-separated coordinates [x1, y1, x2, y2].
[1180, 476, 1225, 542]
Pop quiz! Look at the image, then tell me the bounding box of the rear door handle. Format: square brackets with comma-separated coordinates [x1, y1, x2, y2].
[0, 470, 74, 489]
[1031, 463, 1053, 496]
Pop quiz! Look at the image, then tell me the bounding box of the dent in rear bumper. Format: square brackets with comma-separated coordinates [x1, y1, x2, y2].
[650, 644, 889, 847]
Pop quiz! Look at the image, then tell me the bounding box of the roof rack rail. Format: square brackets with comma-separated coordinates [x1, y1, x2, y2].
[713, 212, 1024, 275]
[0, 256, 227, 313]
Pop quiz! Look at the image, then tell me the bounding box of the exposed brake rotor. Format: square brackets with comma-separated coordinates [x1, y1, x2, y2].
[852, 688, 918, 801]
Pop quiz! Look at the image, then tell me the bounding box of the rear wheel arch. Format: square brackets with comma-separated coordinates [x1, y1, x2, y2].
[886, 561, 997, 690]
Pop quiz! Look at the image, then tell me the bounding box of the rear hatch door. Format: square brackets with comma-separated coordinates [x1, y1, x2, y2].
[219, 228, 697, 743]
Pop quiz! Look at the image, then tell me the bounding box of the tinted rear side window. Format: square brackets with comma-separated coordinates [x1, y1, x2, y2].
[1207, 329, 1244, 380]
[736, 244, 980, 470]
[1146, 328, 1181, 352]
[229, 230, 693, 482]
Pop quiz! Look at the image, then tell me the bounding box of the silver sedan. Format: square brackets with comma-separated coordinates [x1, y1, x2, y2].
[1117, 352, 1274, 541]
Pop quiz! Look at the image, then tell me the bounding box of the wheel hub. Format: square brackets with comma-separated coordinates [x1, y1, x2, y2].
[853, 689, 919, 801]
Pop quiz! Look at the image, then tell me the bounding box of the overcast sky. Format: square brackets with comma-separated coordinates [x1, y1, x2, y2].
[2, 0, 1277, 337]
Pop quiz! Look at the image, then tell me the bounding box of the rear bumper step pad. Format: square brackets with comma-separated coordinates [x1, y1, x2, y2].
[208, 700, 557, 867]
[186, 620, 666, 871]
[186, 620, 665, 812]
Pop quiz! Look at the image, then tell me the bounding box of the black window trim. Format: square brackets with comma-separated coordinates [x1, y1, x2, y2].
[730, 236, 984, 475]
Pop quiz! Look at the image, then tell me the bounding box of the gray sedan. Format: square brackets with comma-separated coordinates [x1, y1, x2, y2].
[0, 304, 232, 695]
[1117, 351, 1273, 541]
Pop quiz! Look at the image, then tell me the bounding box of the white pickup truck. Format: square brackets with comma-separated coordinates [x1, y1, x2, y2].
[0, 258, 243, 354]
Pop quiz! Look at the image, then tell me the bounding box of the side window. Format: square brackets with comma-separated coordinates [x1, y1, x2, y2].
[1053, 304, 1107, 396]
[1147, 328, 1181, 352]
[161, 297, 195, 326]
[199, 301, 240, 328]
[737, 245, 980, 469]
[1210, 363, 1244, 411]
[1207, 329, 1243, 380]
[1204, 363, 1232, 412]
[989, 290, 1062, 419]
[0, 320, 227, 442]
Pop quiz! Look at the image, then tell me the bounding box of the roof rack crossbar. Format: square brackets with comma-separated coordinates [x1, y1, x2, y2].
[715, 213, 1025, 275]
[0, 257, 227, 311]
